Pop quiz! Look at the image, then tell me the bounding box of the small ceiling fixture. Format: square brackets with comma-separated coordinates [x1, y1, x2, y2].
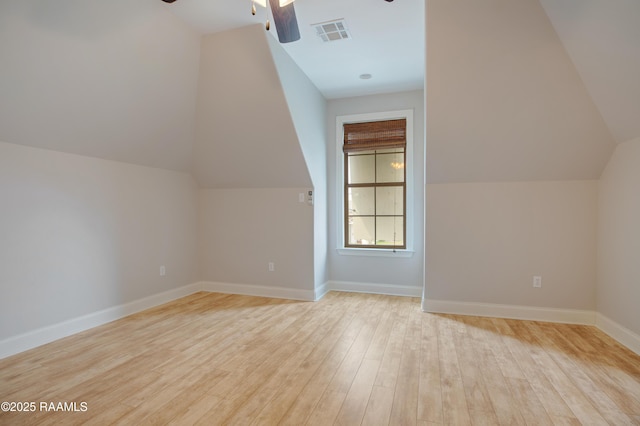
[359, 73, 372, 80]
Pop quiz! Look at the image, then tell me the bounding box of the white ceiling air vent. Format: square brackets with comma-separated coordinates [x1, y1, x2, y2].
[312, 19, 351, 42]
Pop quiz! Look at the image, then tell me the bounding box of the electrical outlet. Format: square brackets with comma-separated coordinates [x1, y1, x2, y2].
[533, 276, 542, 288]
[160, 265, 166, 276]
[268, 262, 275, 272]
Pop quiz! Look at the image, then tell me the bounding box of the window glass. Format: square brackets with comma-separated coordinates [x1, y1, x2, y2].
[375, 217, 404, 246]
[376, 187, 404, 216]
[347, 216, 375, 245]
[347, 154, 374, 184]
[347, 187, 375, 216]
[376, 151, 404, 183]
[345, 150, 405, 248]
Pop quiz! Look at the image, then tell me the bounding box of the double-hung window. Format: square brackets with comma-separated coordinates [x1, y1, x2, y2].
[343, 119, 407, 249]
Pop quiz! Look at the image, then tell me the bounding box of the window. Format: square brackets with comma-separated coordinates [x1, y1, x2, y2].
[343, 119, 406, 249]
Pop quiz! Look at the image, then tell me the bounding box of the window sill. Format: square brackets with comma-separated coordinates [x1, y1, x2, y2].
[336, 248, 414, 258]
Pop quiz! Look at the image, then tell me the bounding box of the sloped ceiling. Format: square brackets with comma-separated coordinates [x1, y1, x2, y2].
[161, 0, 424, 100]
[265, 34, 326, 189]
[2, 0, 635, 187]
[192, 24, 311, 188]
[539, 0, 640, 144]
[426, 0, 617, 183]
[0, 0, 200, 172]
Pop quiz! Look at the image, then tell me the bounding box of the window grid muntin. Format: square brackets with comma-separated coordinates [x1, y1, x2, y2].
[344, 148, 406, 249]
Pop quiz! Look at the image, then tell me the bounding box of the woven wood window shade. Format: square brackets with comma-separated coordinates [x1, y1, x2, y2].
[343, 119, 406, 153]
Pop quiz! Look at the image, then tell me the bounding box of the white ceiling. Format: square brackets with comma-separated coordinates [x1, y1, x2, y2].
[539, 0, 640, 144]
[425, 0, 617, 183]
[160, 0, 425, 99]
[2, 0, 638, 180]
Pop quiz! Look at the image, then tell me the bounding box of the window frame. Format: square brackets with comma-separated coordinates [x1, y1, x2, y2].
[344, 148, 407, 249]
[336, 110, 414, 257]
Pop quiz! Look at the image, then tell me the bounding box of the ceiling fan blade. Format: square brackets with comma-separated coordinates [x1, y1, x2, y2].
[269, 1, 300, 43]
[161, 0, 177, 3]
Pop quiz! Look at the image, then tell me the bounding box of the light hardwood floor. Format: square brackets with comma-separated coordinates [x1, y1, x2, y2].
[1, 291, 639, 425]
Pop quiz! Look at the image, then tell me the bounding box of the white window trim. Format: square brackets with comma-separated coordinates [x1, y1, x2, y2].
[336, 109, 414, 258]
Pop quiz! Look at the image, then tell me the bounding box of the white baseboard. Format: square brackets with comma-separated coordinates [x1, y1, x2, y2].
[596, 314, 640, 356]
[314, 282, 330, 301]
[6, 283, 637, 361]
[0, 282, 203, 360]
[328, 280, 422, 297]
[200, 281, 316, 302]
[422, 298, 596, 325]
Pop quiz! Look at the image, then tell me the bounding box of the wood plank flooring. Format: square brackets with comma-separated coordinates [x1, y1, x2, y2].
[1, 291, 639, 425]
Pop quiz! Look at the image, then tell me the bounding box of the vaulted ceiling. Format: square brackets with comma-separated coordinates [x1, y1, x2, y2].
[425, 0, 639, 183]
[192, 24, 313, 188]
[160, 0, 425, 99]
[539, 0, 640, 145]
[0, 0, 201, 172]
[1, 0, 638, 185]
[425, 0, 617, 183]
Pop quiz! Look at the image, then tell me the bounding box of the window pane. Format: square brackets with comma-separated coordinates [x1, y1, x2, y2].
[348, 216, 375, 245]
[376, 187, 404, 216]
[348, 187, 374, 216]
[376, 152, 404, 183]
[376, 216, 404, 246]
[348, 153, 375, 184]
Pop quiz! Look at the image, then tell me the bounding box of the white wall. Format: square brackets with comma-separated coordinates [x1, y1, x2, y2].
[425, 180, 598, 311]
[198, 188, 314, 298]
[598, 138, 640, 336]
[0, 142, 199, 341]
[267, 34, 329, 292]
[327, 91, 424, 293]
[193, 25, 320, 300]
[423, 0, 621, 325]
